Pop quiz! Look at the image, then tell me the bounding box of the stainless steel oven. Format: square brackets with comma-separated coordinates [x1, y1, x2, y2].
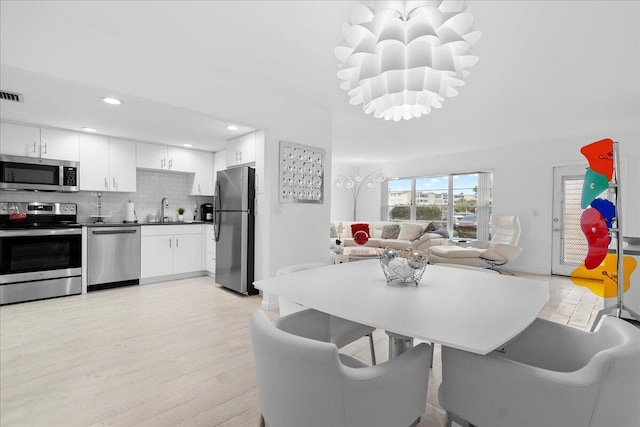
[0, 202, 81, 305]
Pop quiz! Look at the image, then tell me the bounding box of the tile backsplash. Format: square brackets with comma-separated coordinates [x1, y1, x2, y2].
[0, 170, 212, 224]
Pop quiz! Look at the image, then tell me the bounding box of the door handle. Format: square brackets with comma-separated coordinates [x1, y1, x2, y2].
[92, 229, 138, 235]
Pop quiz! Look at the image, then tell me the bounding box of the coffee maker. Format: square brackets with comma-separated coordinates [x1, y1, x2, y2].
[200, 203, 213, 222]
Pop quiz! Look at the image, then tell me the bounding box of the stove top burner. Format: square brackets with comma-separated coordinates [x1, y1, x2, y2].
[0, 201, 78, 229]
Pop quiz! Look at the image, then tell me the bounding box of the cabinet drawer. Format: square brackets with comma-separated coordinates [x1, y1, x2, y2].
[141, 224, 203, 236]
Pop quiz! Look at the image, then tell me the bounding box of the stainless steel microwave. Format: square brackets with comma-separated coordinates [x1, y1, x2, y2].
[0, 155, 79, 192]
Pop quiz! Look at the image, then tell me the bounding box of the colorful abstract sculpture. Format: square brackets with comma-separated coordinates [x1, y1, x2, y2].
[580, 138, 614, 181]
[580, 208, 610, 270]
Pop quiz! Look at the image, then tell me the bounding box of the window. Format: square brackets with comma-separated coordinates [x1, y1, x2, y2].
[384, 171, 493, 240]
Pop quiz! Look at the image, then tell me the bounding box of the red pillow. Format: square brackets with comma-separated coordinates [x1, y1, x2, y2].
[351, 223, 370, 245]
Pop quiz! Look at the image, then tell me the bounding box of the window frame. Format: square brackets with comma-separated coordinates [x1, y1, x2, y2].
[382, 171, 493, 240]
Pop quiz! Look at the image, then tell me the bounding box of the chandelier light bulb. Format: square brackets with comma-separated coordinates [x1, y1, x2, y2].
[335, 1, 481, 121]
[335, 179, 344, 189]
[365, 179, 376, 188]
[353, 171, 364, 182]
[345, 179, 355, 189]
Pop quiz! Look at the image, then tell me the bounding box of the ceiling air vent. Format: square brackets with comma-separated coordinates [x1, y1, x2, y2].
[0, 90, 24, 103]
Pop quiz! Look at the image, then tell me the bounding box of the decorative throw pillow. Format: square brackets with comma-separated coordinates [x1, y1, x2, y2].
[353, 230, 369, 245]
[351, 223, 370, 238]
[397, 223, 424, 241]
[330, 224, 337, 238]
[381, 224, 401, 239]
[425, 222, 438, 232]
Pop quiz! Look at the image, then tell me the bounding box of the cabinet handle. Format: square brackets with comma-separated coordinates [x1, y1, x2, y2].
[176, 238, 179, 248]
[41, 142, 47, 155]
[161, 158, 166, 169]
[169, 158, 173, 169]
[31, 142, 37, 154]
[104, 177, 109, 190]
[113, 177, 118, 191]
[169, 238, 172, 248]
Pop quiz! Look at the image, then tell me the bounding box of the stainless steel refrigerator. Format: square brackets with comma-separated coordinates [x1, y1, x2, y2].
[214, 166, 256, 295]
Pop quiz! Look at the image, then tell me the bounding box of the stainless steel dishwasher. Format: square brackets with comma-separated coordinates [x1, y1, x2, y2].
[87, 226, 141, 290]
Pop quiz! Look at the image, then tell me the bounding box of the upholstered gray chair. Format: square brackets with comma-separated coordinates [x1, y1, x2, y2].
[429, 215, 522, 271]
[251, 309, 431, 427]
[439, 315, 640, 427]
[276, 262, 376, 365]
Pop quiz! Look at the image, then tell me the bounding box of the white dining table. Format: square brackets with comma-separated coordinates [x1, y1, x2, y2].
[254, 260, 549, 355]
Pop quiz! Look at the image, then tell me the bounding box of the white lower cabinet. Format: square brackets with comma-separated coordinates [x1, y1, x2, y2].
[141, 225, 204, 280]
[205, 224, 216, 274]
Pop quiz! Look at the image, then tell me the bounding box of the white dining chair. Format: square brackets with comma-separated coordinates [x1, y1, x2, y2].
[251, 309, 431, 427]
[439, 315, 640, 427]
[276, 262, 377, 365]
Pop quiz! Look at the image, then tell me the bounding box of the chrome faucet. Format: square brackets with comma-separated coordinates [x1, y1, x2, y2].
[161, 197, 169, 222]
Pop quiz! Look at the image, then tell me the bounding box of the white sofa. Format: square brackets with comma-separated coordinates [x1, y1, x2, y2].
[330, 220, 448, 253]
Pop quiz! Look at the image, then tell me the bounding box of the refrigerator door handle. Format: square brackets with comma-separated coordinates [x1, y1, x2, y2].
[214, 181, 221, 212]
[214, 211, 221, 242]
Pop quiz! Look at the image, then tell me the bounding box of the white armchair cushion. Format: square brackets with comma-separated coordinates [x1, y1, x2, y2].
[482, 244, 523, 263]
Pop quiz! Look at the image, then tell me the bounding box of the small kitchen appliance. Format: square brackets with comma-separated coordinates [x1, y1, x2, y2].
[0, 155, 79, 192]
[200, 203, 213, 222]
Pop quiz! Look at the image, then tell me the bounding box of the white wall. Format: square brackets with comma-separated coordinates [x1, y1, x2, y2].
[332, 132, 639, 275]
[330, 162, 384, 222]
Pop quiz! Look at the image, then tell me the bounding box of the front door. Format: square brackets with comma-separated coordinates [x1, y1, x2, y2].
[551, 164, 589, 276]
[551, 163, 611, 276]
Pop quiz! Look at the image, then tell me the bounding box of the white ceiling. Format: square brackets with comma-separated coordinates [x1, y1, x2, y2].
[1, 1, 638, 161]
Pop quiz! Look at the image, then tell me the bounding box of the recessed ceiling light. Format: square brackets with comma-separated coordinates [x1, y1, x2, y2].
[82, 127, 97, 132]
[182, 143, 193, 148]
[226, 125, 239, 131]
[102, 97, 122, 105]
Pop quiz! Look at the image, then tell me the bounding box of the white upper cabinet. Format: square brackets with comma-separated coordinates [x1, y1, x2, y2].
[212, 150, 226, 190]
[226, 132, 256, 167]
[79, 134, 136, 192]
[108, 138, 137, 192]
[40, 128, 80, 161]
[167, 146, 196, 173]
[0, 122, 79, 161]
[136, 142, 166, 170]
[136, 142, 196, 173]
[189, 151, 214, 196]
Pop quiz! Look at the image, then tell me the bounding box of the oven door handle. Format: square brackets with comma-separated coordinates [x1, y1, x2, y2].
[1, 228, 82, 237]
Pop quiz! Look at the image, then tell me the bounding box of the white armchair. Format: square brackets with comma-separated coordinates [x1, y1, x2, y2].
[429, 215, 522, 271]
[439, 316, 640, 427]
[251, 309, 431, 427]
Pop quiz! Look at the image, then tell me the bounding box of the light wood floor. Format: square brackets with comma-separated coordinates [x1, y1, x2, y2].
[0, 273, 602, 427]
